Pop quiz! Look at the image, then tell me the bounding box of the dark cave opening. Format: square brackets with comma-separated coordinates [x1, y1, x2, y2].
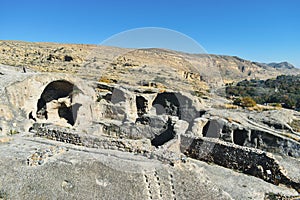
[58, 102, 82, 126]
[202, 120, 222, 138]
[250, 131, 260, 148]
[64, 55, 73, 62]
[36, 80, 81, 126]
[151, 118, 175, 147]
[103, 93, 112, 102]
[233, 129, 248, 146]
[152, 92, 180, 118]
[136, 96, 148, 117]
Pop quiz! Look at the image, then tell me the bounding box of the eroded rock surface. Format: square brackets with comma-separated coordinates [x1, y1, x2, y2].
[1, 41, 300, 199]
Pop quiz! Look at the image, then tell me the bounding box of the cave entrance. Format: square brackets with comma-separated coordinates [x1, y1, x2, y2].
[233, 129, 248, 146]
[36, 80, 81, 126]
[152, 92, 180, 117]
[151, 118, 175, 147]
[202, 120, 222, 138]
[136, 96, 148, 117]
[250, 130, 262, 148]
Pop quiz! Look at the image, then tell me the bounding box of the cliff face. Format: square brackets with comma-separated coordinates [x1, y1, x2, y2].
[0, 40, 300, 199]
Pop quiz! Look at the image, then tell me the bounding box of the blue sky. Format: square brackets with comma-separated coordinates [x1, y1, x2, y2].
[1, 0, 299, 66]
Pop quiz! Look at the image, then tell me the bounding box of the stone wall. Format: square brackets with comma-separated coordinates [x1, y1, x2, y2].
[31, 123, 184, 164]
[198, 118, 300, 158]
[180, 135, 300, 191]
[33, 123, 153, 153]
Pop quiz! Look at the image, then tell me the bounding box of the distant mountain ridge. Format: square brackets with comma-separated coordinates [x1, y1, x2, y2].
[267, 62, 295, 69]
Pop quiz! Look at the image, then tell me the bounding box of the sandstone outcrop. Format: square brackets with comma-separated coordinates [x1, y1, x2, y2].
[1, 41, 300, 199]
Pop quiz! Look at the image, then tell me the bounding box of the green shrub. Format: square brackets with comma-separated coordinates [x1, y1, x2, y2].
[226, 75, 300, 110]
[288, 120, 300, 132]
[241, 97, 257, 107]
[233, 97, 256, 107]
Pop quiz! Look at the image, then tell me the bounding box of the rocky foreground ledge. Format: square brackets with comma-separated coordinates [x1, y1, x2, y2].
[0, 133, 299, 200]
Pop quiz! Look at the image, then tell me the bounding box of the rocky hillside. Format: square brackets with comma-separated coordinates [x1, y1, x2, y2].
[1, 40, 299, 87]
[267, 61, 296, 69]
[1, 40, 300, 199]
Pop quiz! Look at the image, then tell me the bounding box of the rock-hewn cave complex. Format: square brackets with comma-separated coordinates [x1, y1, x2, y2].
[0, 41, 300, 199]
